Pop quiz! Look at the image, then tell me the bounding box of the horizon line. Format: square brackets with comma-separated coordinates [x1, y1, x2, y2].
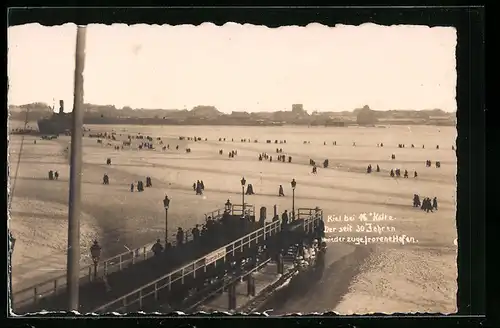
[8, 102, 456, 113]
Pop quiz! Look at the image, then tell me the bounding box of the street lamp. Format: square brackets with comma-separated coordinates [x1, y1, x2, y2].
[225, 199, 232, 213]
[163, 195, 171, 245]
[241, 177, 246, 215]
[90, 240, 101, 280]
[291, 178, 297, 220]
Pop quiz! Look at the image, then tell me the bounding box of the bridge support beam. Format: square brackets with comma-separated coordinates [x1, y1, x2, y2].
[247, 273, 256, 297]
[228, 281, 237, 310]
[277, 253, 284, 274]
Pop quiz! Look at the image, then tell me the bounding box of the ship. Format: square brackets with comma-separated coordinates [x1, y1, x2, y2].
[37, 100, 72, 135]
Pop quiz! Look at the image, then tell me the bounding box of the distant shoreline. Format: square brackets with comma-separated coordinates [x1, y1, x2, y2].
[82, 122, 454, 127]
[9, 119, 455, 130]
[81, 123, 454, 127]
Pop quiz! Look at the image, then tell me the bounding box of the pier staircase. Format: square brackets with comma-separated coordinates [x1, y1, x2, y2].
[12, 205, 255, 314]
[90, 207, 323, 314]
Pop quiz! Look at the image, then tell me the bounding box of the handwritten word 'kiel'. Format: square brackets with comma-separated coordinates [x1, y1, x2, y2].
[327, 213, 396, 223]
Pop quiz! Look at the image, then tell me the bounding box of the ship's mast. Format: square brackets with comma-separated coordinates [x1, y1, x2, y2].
[9, 109, 29, 212]
[23, 106, 29, 130]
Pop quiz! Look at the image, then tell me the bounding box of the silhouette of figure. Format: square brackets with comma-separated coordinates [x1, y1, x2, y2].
[176, 227, 185, 246]
[152, 239, 164, 256]
[432, 197, 438, 211]
[281, 210, 289, 226]
[413, 194, 421, 207]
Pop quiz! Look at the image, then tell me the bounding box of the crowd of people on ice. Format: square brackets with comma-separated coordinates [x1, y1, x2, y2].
[47, 170, 59, 181]
[413, 194, 439, 212]
[193, 180, 205, 195]
[42, 131, 452, 216]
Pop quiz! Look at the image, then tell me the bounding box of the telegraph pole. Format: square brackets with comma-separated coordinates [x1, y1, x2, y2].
[66, 25, 87, 311]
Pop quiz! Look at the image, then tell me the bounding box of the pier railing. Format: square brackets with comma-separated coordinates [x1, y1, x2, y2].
[92, 207, 322, 313]
[12, 204, 254, 310]
[186, 257, 274, 312]
[204, 204, 255, 219]
[297, 207, 322, 233]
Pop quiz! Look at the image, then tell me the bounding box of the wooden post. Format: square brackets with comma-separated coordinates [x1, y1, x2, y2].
[259, 206, 266, 227]
[277, 253, 284, 274]
[66, 26, 86, 311]
[228, 282, 237, 310]
[247, 273, 256, 296]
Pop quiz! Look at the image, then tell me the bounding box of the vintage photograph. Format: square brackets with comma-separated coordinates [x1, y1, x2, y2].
[8, 22, 457, 315]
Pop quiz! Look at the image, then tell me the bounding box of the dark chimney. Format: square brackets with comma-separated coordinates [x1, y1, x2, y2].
[59, 100, 64, 114]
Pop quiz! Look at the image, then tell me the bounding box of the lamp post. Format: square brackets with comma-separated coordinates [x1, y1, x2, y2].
[163, 195, 170, 245]
[225, 199, 232, 214]
[291, 178, 297, 220]
[241, 177, 246, 216]
[90, 240, 101, 280]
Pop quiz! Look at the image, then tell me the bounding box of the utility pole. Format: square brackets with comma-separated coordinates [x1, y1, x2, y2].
[66, 25, 87, 311]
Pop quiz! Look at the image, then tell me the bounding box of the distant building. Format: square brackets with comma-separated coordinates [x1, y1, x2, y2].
[356, 105, 378, 126]
[231, 111, 251, 118]
[325, 118, 346, 127]
[292, 104, 305, 114]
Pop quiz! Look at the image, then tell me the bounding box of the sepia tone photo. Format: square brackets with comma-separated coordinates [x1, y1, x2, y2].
[8, 23, 458, 315]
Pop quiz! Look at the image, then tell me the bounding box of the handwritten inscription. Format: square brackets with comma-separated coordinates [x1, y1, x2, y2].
[324, 212, 418, 246]
[327, 212, 396, 223]
[324, 235, 417, 246]
[325, 223, 396, 234]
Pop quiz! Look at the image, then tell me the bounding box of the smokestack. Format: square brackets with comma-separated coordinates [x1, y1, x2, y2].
[59, 100, 64, 114]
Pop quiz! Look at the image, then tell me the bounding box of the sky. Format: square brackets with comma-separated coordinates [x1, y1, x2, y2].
[7, 23, 457, 113]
